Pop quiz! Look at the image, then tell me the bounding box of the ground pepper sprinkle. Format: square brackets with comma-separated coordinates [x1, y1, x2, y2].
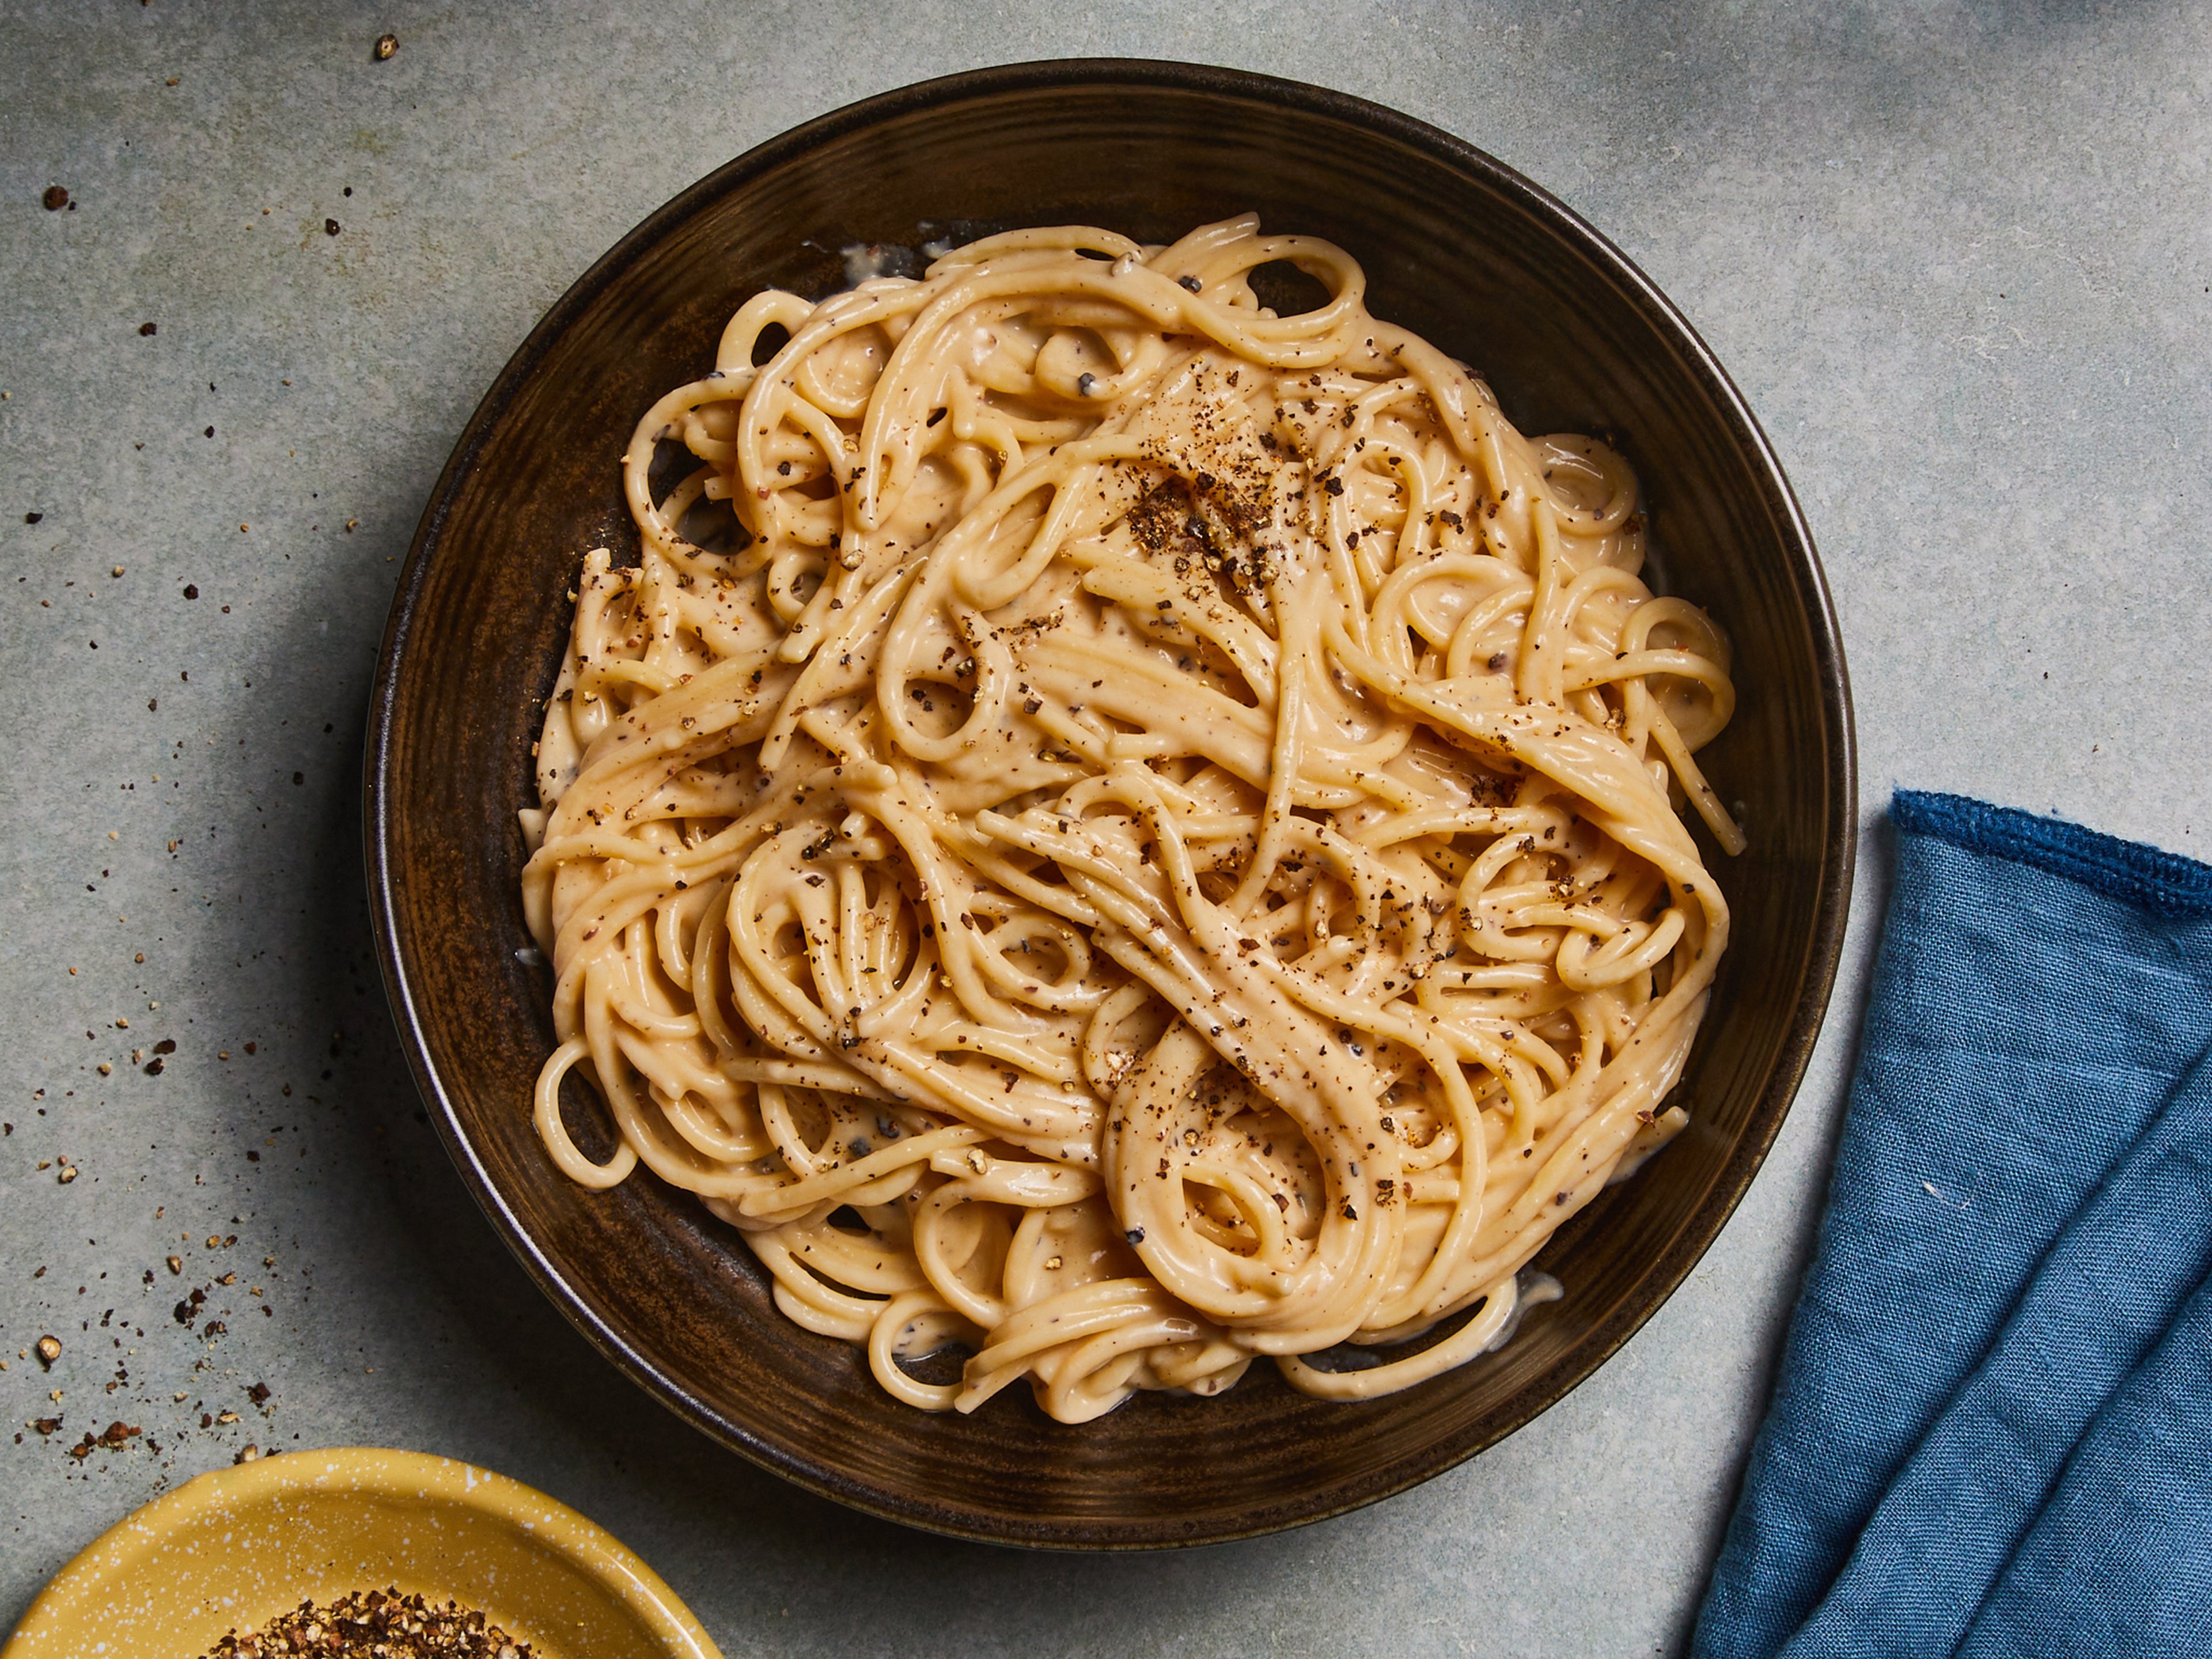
[200, 1588, 533, 1657]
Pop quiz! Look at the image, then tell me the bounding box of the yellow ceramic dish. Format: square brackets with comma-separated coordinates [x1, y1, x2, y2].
[3, 1448, 723, 1659]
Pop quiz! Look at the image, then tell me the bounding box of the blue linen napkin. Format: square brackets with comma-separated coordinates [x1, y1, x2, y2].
[1693, 790, 2212, 1659]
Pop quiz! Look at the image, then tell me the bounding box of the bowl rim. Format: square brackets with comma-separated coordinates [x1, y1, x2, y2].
[2, 1446, 724, 1656]
[365, 56, 1857, 1550]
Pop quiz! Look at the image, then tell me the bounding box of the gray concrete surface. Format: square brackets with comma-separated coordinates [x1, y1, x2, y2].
[3, 4, 2207, 1654]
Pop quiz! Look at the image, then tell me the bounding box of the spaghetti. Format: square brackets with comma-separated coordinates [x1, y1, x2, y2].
[520, 216, 1741, 1422]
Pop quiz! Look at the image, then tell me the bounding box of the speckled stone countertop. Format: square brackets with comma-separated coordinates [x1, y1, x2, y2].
[4, 6, 2207, 1656]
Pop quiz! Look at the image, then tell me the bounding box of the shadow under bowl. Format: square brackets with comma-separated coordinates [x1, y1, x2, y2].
[366, 59, 1854, 1550]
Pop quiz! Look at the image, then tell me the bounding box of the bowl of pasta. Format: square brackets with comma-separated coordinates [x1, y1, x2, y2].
[367, 59, 1853, 1547]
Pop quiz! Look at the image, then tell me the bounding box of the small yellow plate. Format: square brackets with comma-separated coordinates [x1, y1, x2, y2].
[3, 1448, 724, 1659]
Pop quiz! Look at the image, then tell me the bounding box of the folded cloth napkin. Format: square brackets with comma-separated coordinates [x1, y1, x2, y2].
[1693, 790, 2212, 1659]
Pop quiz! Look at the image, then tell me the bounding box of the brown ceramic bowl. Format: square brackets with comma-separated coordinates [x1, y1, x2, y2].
[366, 60, 1853, 1549]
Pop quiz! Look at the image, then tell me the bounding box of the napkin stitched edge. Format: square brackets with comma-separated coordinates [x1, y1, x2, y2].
[1893, 790, 2212, 917]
